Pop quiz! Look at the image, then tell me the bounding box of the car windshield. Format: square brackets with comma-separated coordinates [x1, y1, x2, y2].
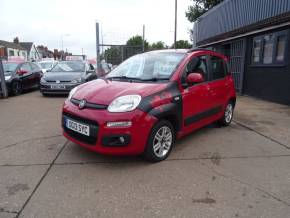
[39, 62, 53, 69]
[3, 63, 18, 75]
[106, 52, 186, 81]
[51, 61, 85, 73]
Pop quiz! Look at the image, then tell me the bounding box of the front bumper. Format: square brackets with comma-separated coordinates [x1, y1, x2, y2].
[40, 82, 80, 94]
[62, 99, 157, 155]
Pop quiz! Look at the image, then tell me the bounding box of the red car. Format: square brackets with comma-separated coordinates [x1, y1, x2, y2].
[62, 49, 236, 162]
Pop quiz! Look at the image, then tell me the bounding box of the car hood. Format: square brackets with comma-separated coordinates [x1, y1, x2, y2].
[73, 78, 168, 105]
[43, 72, 83, 81]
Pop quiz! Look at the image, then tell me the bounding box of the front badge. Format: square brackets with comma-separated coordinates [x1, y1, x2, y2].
[79, 99, 86, 110]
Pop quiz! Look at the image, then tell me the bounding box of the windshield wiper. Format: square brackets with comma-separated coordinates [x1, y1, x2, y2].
[140, 77, 169, 81]
[107, 76, 141, 81]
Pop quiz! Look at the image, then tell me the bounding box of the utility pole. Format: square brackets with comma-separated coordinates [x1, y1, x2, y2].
[142, 25, 145, 52]
[174, 0, 177, 49]
[96, 22, 101, 71]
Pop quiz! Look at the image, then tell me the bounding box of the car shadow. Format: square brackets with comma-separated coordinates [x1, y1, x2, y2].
[61, 123, 224, 166]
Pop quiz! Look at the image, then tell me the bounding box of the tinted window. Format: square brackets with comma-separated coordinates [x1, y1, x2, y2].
[211, 56, 226, 80]
[31, 63, 40, 71]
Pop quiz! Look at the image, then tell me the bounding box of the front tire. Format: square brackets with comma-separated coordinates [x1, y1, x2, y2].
[219, 101, 234, 126]
[11, 81, 22, 96]
[144, 120, 175, 162]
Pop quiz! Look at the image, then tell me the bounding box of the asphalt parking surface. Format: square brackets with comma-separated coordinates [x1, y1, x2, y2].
[0, 92, 290, 218]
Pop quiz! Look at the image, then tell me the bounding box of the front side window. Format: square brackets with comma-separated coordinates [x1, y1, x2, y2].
[211, 56, 226, 80]
[181, 55, 208, 85]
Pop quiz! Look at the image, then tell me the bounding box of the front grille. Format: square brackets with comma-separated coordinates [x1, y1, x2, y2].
[71, 98, 108, 110]
[63, 112, 99, 145]
[47, 80, 71, 83]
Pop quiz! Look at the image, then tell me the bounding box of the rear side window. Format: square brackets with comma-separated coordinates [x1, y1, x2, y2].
[20, 63, 32, 72]
[210, 56, 227, 80]
[30, 63, 40, 71]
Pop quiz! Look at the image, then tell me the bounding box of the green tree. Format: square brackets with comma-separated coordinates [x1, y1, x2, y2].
[150, 41, 167, 50]
[104, 47, 122, 65]
[172, 40, 192, 49]
[126, 35, 149, 51]
[186, 0, 224, 23]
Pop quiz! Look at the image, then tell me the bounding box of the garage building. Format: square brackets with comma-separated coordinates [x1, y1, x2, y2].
[194, 0, 290, 105]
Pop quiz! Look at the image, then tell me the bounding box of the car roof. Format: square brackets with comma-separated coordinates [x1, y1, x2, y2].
[3, 61, 24, 64]
[146, 49, 189, 54]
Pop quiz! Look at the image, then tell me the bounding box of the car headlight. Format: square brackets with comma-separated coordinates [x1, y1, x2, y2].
[68, 87, 78, 101]
[5, 76, 11, 81]
[108, 95, 142, 113]
[40, 77, 46, 83]
[71, 78, 82, 83]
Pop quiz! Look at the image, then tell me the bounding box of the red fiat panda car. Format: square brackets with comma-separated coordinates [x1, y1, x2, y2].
[62, 49, 236, 162]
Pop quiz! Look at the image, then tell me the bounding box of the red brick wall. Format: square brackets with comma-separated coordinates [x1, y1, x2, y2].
[0, 47, 5, 57]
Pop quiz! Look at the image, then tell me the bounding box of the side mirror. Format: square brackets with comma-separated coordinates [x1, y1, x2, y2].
[17, 69, 27, 76]
[187, 73, 204, 84]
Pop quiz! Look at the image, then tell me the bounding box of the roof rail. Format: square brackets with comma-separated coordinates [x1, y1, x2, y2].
[187, 48, 214, 53]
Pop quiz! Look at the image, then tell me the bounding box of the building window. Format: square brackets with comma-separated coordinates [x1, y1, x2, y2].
[252, 39, 262, 63]
[276, 35, 286, 62]
[252, 30, 288, 66]
[263, 35, 274, 64]
[8, 49, 14, 56]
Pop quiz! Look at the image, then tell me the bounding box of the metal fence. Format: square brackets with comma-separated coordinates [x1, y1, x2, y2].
[100, 44, 143, 66]
[229, 39, 246, 94]
[96, 22, 145, 68]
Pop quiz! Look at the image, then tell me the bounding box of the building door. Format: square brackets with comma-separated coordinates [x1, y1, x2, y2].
[228, 39, 246, 94]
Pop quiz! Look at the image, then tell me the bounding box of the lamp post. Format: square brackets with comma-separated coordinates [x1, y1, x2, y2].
[61, 34, 70, 60]
[174, 0, 177, 49]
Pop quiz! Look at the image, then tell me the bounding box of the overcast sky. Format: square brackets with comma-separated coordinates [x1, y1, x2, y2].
[0, 0, 193, 58]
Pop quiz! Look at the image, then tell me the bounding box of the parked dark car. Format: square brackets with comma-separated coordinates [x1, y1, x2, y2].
[40, 61, 97, 96]
[1, 61, 42, 95]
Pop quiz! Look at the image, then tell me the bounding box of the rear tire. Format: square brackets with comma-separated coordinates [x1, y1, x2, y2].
[11, 81, 22, 96]
[219, 101, 234, 126]
[143, 120, 175, 162]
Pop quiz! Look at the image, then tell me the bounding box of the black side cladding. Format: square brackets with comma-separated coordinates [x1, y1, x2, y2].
[137, 82, 183, 131]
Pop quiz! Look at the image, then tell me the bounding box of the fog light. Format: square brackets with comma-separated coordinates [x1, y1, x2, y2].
[106, 121, 132, 128]
[119, 137, 125, 143]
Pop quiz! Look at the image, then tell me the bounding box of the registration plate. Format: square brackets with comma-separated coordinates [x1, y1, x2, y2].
[51, 84, 66, 89]
[66, 119, 90, 136]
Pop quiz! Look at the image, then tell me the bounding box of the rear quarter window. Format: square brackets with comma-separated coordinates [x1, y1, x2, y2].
[210, 56, 228, 80]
